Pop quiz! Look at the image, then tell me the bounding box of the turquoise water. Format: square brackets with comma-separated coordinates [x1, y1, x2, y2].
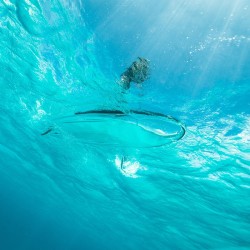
[1, 0, 250, 249]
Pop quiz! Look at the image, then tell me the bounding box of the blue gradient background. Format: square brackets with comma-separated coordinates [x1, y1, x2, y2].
[0, 0, 250, 249]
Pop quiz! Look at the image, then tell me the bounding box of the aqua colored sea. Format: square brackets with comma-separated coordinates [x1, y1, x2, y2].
[0, 0, 249, 249]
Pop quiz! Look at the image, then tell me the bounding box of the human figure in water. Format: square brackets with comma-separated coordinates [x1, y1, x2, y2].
[119, 57, 150, 90]
[119, 57, 150, 169]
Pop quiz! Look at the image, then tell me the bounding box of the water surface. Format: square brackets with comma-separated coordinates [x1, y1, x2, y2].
[0, 0, 250, 249]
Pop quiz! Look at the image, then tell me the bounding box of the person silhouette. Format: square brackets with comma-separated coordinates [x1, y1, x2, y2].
[120, 57, 150, 90]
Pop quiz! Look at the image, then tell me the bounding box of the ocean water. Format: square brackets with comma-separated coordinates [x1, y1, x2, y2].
[0, 0, 250, 249]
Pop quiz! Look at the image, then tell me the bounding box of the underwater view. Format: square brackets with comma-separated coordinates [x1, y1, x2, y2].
[0, 0, 250, 249]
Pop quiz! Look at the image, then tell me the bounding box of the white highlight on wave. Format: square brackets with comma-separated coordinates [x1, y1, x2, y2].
[32, 99, 46, 120]
[178, 114, 250, 188]
[189, 34, 250, 55]
[114, 155, 147, 178]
